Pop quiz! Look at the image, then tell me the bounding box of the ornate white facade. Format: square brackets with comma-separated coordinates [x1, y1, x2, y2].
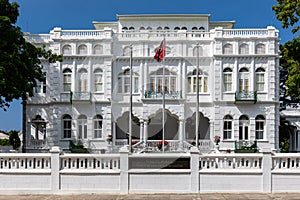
[24, 14, 280, 152]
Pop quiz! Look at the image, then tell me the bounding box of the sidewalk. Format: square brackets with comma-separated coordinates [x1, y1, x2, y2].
[0, 193, 299, 200]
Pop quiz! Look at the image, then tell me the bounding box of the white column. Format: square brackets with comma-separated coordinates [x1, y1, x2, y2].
[262, 148, 272, 193]
[190, 146, 200, 192]
[119, 146, 129, 194]
[144, 119, 149, 146]
[179, 118, 184, 150]
[50, 146, 61, 192]
[139, 120, 144, 142]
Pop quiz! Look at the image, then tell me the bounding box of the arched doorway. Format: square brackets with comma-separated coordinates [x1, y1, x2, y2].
[148, 109, 179, 140]
[116, 111, 140, 140]
[185, 112, 210, 141]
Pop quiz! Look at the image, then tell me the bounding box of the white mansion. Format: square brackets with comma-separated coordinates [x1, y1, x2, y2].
[24, 14, 280, 153]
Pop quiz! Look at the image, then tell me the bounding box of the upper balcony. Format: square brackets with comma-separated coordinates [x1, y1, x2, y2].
[116, 31, 211, 41]
[235, 91, 257, 104]
[143, 90, 182, 100]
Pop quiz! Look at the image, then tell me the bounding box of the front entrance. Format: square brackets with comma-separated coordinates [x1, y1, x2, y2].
[185, 112, 210, 141]
[148, 109, 179, 140]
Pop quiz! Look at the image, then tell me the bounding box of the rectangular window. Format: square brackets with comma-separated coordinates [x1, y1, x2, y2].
[118, 77, 122, 93]
[223, 121, 232, 139]
[134, 77, 139, 93]
[204, 77, 208, 93]
[93, 120, 102, 138]
[124, 77, 130, 93]
[256, 74, 264, 91]
[223, 74, 232, 91]
[188, 77, 191, 93]
[255, 121, 264, 139]
[63, 74, 72, 92]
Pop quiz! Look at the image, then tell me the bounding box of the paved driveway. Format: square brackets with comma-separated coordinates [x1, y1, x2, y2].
[0, 193, 299, 200]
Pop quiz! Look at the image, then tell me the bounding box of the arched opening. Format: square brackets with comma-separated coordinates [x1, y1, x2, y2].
[148, 109, 179, 140]
[185, 112, 210, 141]
[116, 112, 140, 140]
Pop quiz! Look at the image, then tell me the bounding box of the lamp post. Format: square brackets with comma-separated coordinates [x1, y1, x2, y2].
[195, 43, 200, 148]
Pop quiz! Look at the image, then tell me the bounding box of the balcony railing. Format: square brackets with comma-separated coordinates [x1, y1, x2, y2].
[144, 90, 182, 99]
[235, 91, 257, 103]
[71, 92, 92, 102]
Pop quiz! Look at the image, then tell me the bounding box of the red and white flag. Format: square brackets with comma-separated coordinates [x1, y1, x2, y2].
[154, 38, 166, 62]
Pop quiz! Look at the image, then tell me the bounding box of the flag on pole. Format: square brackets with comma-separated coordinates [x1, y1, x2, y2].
[154, 38, 166, 62]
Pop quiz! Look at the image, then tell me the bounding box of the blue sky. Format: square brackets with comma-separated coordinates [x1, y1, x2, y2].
[0, 0, 297, 131]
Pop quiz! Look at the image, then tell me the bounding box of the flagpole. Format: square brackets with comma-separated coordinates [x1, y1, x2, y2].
[195, 43, 200, 148]
[162, 36, 165, 152]
[129, 44, 133, 152]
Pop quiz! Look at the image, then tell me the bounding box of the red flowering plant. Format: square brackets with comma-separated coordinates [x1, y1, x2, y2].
[214, 135, 221, 145]
[157, 140, 168, 150]
[106, 134, 113, 143]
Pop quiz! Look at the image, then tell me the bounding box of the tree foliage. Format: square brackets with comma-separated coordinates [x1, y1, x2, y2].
[272, 0, 300, 33]
[8, 130, 20, 150]
[280, 36, 300, 98]
[0, 0, 62, 111]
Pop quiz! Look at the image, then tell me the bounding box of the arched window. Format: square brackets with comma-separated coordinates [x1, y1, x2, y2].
[255, 115, 265, 140]
[223, 68, 233, 92]
[93, 115, 103, 138]
[32, 115, 46, 140]
[63, 68, 72, 92]
[150, 68, 177, 93]
[62, 45, 72, 55]
[193, 46, 203, 57]
[239, 68, 249, 92]
[157, 26, 162, 31]
[164, 27, 170, 31]
[223, 43, 233, 54]
[35, 74, 46, 94]
[187, 69, 208, 93]
[62, 115, 72, 138]
[256, 68, 265, 91]
[77, 115, 87, 139]
[129, 27, 135, 31]
[174, 27, 180, 31]
[123, 46, 131, 56]
[239, 115, 249, 140]
[192, 27, 198, 31]
[77, 44, 87, 55]
[122, 27, 128, 32]
[239, 43, 249, 54]
[199, 27, 205, 32]
[139, 27, 145, 31]
[78, 68, 88, 93]
[255, 43, 265, 54]
[181, 27, 187, 30]
[146, 26, 152, 31]
[118, 69, 139, 93]
[223, 115, 233, 140]
[94, 69, 103, 92]
[93, 44, 103, 54]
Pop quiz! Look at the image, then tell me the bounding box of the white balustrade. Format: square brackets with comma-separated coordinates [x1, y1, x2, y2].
[24, 34, 51, 43]
[60, 154, 120, 170]
[223, 29, 268, 37]
[61, 30, 110, 39]
[199, 154, 262, 170]
[0, 153, 51, 170]
[272, 153, 300, 171]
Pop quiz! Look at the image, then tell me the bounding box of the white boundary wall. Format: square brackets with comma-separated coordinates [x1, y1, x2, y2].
[1, 147, 300, 194]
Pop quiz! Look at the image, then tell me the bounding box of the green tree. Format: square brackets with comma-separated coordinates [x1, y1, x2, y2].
[273, 0, 300, 33]
[0, 0, 62, 111]
[8, 130, 20, 150]
[280, 36, 300, 98]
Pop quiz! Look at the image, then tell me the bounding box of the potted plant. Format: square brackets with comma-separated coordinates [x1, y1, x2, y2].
[106, 134, 113, 143]
[157, 140, 168, 150]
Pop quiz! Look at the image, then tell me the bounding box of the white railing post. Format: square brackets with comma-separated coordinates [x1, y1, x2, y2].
[262, 148, 272, 193]
[120, 146, 129, 193]
[50, 146, 61, 192]
[190, 146, 200, 193]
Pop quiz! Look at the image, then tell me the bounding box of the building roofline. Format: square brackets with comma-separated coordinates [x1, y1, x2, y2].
[117, 14, 211, 20]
